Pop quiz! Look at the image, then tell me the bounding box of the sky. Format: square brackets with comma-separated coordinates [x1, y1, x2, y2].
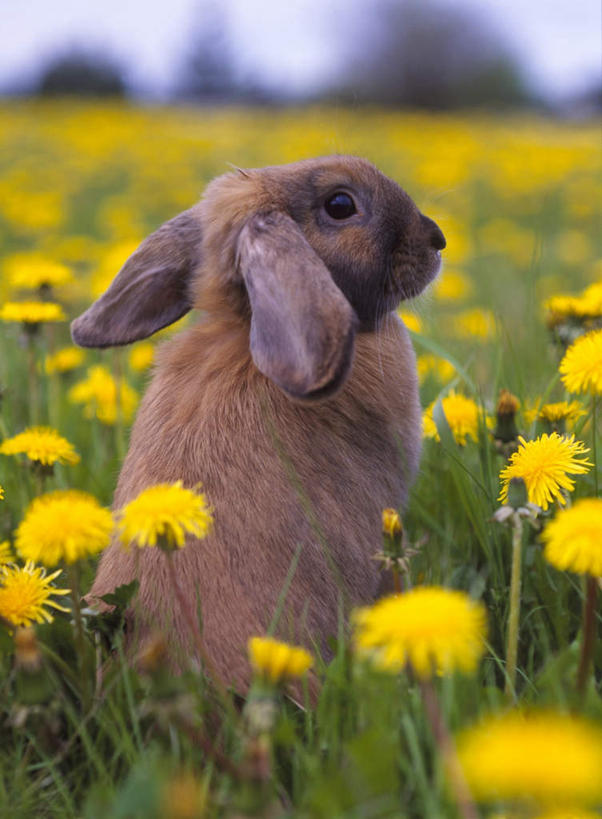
[1, 0, 600, 100]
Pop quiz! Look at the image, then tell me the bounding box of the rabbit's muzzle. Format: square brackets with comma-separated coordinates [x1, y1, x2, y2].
[386, 219, 445, 305]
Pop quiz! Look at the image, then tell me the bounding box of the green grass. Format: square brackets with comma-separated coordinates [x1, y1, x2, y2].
[1, 101, 601, 817]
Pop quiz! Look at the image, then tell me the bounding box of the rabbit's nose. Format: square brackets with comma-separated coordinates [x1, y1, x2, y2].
[421, 215, 446, 251]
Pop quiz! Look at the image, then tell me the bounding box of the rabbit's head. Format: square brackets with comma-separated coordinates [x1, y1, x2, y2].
[72, 156, 444, 401]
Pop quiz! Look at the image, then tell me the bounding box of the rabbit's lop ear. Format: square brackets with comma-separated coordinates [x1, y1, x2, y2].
[71, 209, 202, 348]
[238, 212, 357, 401]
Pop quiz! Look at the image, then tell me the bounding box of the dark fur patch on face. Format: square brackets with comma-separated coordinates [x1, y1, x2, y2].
[254, 156, 443, 328]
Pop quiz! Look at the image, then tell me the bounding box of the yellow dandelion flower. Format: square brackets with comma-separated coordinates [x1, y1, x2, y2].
[456, 710, 602, 806]
[398, 310, 422, 334]
[560, 329, 602, 395]
[0, 561, 70, 627]
[118, 481, 213, 550]
[541, 499, 602, 576]
[69, 365, 138, 425]
[0, 484, 4, 500]
[432, 269, 472, 302]
[527, 400, 586, 427]
[16, 490, 114, 566]
[0, 427, 80, 467]
[45, 346, 85, 375]
[453, 308, 496, 340]
[541, 282, 602, 325]
[0, 541, 13, 564]
[580, 281, 602, 316]
[416, 354, 455, 384]
[423, 391, 481, 445]
[129, 342, 155, 372]
[0, 301, 66, 324]
[498, 434, 592, 511]
[544, 294, 583, 327]
[248, 636, 313, 683]
[9, 259, 73, 291]
[353, 586, 487, 678]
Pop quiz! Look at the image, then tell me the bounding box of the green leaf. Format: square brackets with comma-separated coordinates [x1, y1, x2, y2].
[99, 579, 139, 611]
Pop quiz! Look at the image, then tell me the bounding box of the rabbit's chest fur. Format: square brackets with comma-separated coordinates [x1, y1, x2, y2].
[92, 313, 420, 683]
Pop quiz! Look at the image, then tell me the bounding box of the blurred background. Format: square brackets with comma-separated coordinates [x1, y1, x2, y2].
[1, 0, 600, 113]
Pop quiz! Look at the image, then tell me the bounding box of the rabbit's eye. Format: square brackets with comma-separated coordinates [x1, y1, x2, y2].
[324, 192, 357, 220]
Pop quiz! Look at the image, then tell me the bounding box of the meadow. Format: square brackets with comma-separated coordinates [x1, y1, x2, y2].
[0, 100, 601, 818]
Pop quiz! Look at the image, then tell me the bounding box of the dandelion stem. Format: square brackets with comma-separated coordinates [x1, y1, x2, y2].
[576, 576, 598, 698]
[419, 678, 478, 819]
[68, 563, 91, 710]
[32, 468, 45, 498]
[505, 511, 523, 698]
[592, 396, 598, 498]
[26, 333, 40, 425]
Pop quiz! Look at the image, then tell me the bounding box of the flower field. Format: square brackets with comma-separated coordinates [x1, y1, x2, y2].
[1, 100, 601, 818]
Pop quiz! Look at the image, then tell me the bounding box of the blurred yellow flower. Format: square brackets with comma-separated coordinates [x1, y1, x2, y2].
[560, 329, 602, 395]
[480, 217, 535, 267]
[533, 810, 602, 819]
[16, 490, 114, 566]
[580, 281, 602, 315]
[541, 499, 602, 577]
[456, 710, 602, 806]
[432, 269, 472, 302]
[526, 400, 586, 428]
[45, 346, 85, 375]
[544, 282, 602, 327]
[353, 586, 487, 678]
[544, 294, 583, 326]
[398, 310, 422, 334]
[453, 308, 496, 340]
[160, 771, 208, 819]
[0, 561, 70, 627]
[69, 365, 138, 424]
[7, 258, 73, 291]
[416, 354, 455, 384]
[556, 230, 592, 267]
[118, 481, 213, 550]
[0, 484, 3, 500]
[91, 239, 141, 298]
[0, 541, 13, 564]
[0, 301, 66, 324]
[248, 636, 313, 684]
[129, 342, 155, 372]
[0, 426, 80, 467]
[423, 391, 481, 445]
[498, 434, 592, 511]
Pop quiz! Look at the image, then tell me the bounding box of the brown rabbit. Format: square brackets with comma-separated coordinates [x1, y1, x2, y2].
[72, 155, 445, 689]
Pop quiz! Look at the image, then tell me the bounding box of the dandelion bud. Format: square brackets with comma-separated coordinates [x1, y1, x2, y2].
[493, 389, 520, 446]
[161, 771, 207, 819]
[14, 627, 42, 672]
[137, 632, 169, 673]
[382, 508, 402, 538]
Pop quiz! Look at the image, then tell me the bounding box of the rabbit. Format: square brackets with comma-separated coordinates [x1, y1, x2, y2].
[71, 155, 445, 690]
